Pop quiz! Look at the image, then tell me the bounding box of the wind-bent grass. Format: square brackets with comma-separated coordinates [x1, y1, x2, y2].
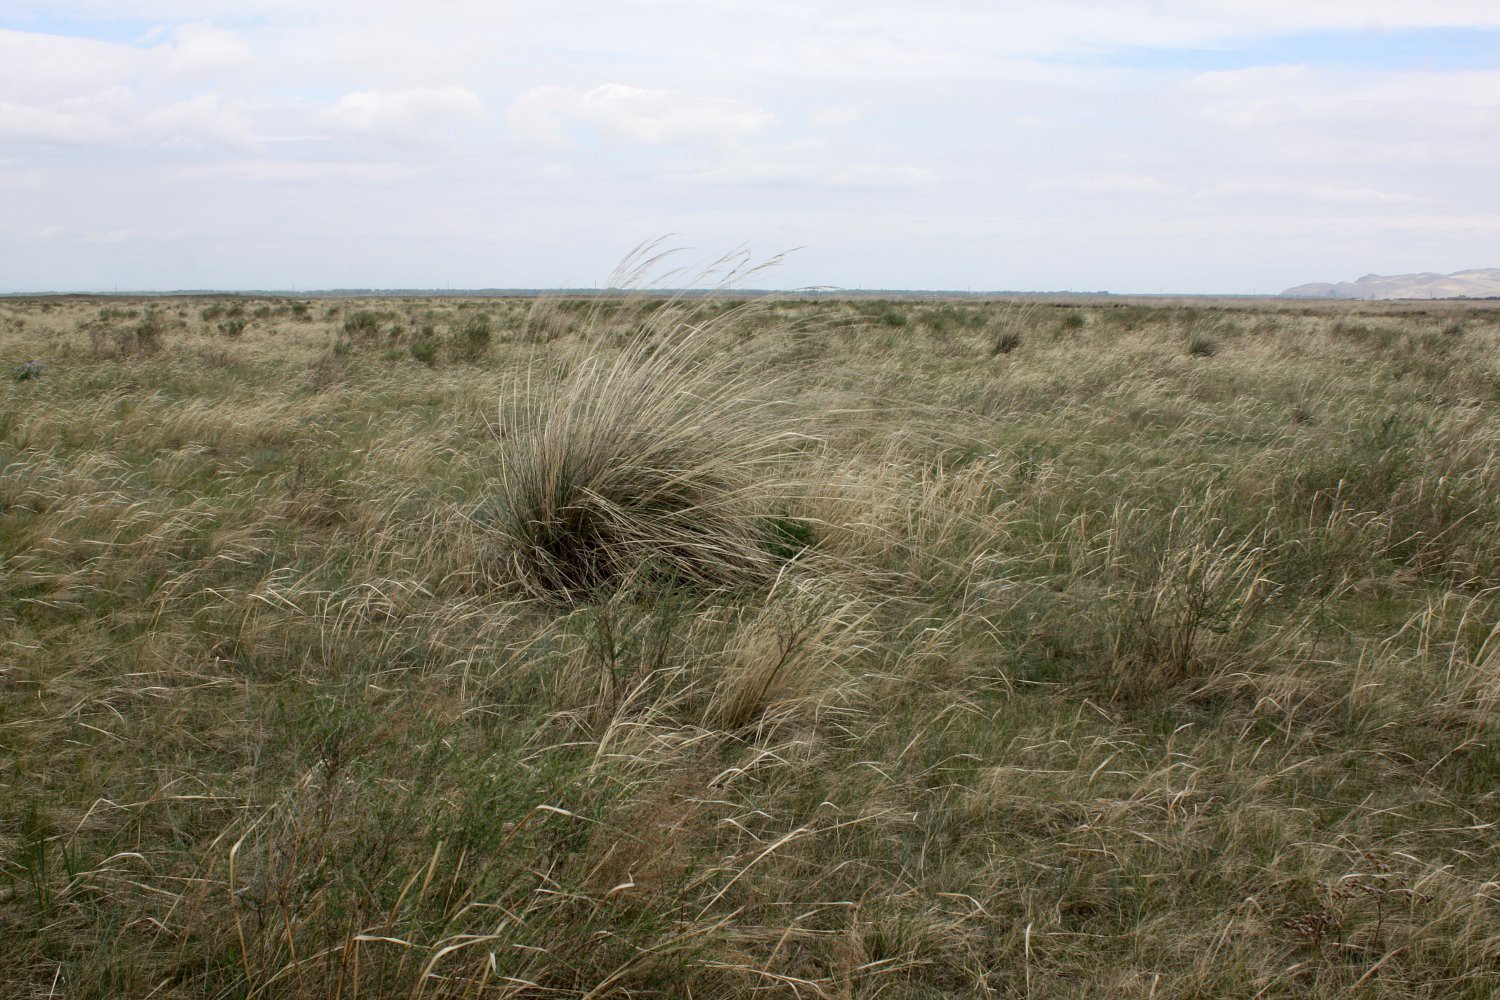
[0, 291, 1497, 997]
[488, 307, 805, 602]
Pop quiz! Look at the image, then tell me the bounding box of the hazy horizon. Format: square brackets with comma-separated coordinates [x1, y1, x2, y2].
[3, 2, 1498, 294]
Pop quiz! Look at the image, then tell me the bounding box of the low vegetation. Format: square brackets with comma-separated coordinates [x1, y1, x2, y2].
[1, 291, 1497, 998]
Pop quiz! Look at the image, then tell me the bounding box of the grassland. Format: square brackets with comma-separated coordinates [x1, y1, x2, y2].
[1, 290, 1497, 998]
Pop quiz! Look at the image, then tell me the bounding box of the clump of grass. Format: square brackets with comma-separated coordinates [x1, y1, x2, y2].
[488, 308, 804, 601]
[342, 309, 386, 341]
[1099, 499, 1278, 696]
[409, 324, 438, 365]
[520, 301, 577, 344]
[307, 341, 350, 390]
[989, 299, 1038, 356]
[708, 578, 867, 730]
[875, 306, 908, 329]
[991, 329, 1023, 355]
[100, 309, 168, 357]
[449, 313, 493, 361]
[1187, 327, 1217, 357]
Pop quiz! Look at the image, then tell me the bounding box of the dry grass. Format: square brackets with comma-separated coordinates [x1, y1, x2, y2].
[486, 303, 805, 602]
[1, 291, 1498, 998]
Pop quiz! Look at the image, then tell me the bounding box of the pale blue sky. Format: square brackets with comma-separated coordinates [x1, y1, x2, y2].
[2, 2, 1497, 293]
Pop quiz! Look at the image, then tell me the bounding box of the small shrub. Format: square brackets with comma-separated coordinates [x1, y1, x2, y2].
[343, 311, 384, 341]
[1060, 311, 1086, 330]
[220, 317, 249, 338]
[1282, 852, 1434, 965]
[450, 314, 493, 362]
[409, 326, 438, 366]
[13, 360, 43, 381]
[106, 310, 168, 358]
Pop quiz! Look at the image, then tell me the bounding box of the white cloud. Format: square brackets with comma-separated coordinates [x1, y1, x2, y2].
[3, 3, 1500, 292]
[810, 105, 865, 128]
[508, 84, 773, 148]
[687, 158, 933, 190]
[0, 86, 263, 149]
[1028, 175, 1182, 197]
[1186, 66, 1500, 130]
[160, 22, 255, 80]
[139, 93, 259, 148]
[0, 87, 134, 145]
[80, 228, 187, 244]
[175, 159, 423, 183]
[321, 86, 489, 147]
[1178, 66, 1500, 171]
[0, 29, 145, 101]
[1198, 181, 1435, 206]
[0, 25, 264, 149]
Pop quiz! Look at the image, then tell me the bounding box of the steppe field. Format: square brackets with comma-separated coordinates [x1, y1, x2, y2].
[2, 291, 1498, 998]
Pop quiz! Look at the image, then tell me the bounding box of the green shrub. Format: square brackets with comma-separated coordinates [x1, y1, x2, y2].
[118, 310, 167, 357]
[450, 314, 493, 362]
[409, 340, 437, 366]
[343, 310, 385, 341]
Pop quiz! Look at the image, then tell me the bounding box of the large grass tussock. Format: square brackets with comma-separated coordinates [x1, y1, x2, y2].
[490, 308, 803, 601]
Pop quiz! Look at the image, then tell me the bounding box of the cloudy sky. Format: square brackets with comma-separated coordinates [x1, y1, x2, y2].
[1, 2, 1498, 293]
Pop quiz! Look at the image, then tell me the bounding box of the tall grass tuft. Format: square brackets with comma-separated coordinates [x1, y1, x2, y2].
[487, 304, 805, 602]
[1187, 326, 1218, 357]
[449, 312, 493, 361]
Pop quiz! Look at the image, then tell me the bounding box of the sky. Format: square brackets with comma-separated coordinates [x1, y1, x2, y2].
[1, 1, 1498, 294]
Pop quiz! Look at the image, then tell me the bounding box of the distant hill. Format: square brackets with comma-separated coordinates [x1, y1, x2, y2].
[1282, 268, 1500, 300]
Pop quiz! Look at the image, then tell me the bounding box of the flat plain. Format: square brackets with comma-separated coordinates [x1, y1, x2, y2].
[1, 292, 1497, 998]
